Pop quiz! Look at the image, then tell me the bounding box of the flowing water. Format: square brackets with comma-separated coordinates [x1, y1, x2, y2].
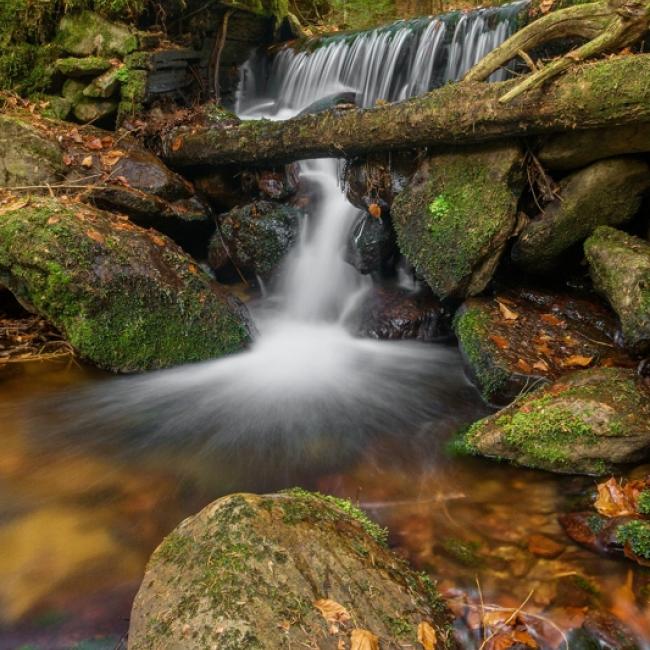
[1, 3, 649, 648]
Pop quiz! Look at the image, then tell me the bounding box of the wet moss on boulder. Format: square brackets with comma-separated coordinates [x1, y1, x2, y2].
[0, 196, 252, 372]
[391, 142, 524, 300]
[455, 367, 650, 475]
[128, 490, 456, 650]
[585, 226, 650, 354]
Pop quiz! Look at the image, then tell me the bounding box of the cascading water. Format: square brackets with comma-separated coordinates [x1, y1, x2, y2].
[27, 3, 525, 470]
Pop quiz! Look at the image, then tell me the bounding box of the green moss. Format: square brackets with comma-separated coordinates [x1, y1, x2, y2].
[617, 520, 650, 560]
[441, 538, 483, 567]
[446, 425, 479, 456]
[427, 194, 450, 219]
[637, 490, 650, 515]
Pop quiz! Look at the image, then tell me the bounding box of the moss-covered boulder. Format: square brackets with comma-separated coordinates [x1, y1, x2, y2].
[214, 201, 303, 279]
[453, 290, 631, 405]
[456, 367, 650, 475]
[128, 490, 456, 650]
[512, 158, 650, 273]
[56, 11, 138, 58]
[0, 197, 252, 372]
[55, 56, 112, 77]
[585, 226, 650, 354]
[392, 143, 524, 300]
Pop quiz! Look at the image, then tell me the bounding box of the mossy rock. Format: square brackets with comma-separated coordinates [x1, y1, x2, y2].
[215, 200, 304, 279]
[128, 490, 456, 650]
[512, 157, 650, 273]
[55, 56, 112, 78]
[585, 226, 650, 354]
[455, 367, 650, 475]
[56, 11, 138, 58]
[73, 96, 118, 122]
[0, 197, 252, 372]
[391, 142, 524, 300]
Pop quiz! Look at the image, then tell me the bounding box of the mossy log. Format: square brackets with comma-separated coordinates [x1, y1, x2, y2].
[162, 54, 650, 167]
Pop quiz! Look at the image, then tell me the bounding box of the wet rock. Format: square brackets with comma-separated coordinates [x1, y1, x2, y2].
[346, 211, 396, 274]
[55, 56, 112, 78]
[297, 91, 357, 116]
[392, 142, 524, 300]
[0, 197, 252, 373]
[241, 164, 300, 201]
[128, 490, 455, 650]
[57, 11, 138, 58]
[527, 534, 565, 559]
[585, 226, 650, 354]
[0, 114, 65, 187]
[512, 158, 650, 273]
[207, 230, 231, 272]
[458, 367, 650, 475]
[453, 290, 631, 405]
[539, 123, 650, 171]
[356, 285, 450, 341]
[215, 201, 303, 279]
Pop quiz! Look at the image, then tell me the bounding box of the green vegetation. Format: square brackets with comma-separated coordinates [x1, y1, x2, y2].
[617, 520, 650, 560]
[428, 194, 450, 219]
[441, 537, 483, 567]
[638, 490, 650, 515]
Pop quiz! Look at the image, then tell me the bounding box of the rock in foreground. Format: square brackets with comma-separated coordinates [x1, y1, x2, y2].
[129, 490, 455, 650]
[457, 367, 650, 475]
[0, 197, 252, 372]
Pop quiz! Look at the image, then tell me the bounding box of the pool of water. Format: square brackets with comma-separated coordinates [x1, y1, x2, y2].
[1, 356, 648, 649]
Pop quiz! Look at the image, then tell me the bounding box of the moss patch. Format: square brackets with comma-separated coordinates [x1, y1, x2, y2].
[618, 520, 650, 560]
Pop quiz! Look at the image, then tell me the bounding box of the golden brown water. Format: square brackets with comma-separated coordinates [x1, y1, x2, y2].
[1, 359, 649, 649]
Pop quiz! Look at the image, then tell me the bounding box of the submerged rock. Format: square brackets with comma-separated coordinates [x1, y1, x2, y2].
[128, 490, 455, 650]
[346, 211, 396, 274]
[392, 142, 524, 300]
[0, 197, 252, 372]
[457, 367, 650, 475]
[215, 201, 303, 279]
[585, 227, 650, 354]
[512, 158, 650, 273]
[357, 285, 450, 341]
[453, 290, 632, 405]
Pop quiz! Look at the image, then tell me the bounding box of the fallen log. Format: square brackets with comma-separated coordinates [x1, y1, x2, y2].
[162, 54, 650, 167]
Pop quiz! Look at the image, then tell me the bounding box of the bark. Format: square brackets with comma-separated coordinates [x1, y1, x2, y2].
[162, 54, 650, 167]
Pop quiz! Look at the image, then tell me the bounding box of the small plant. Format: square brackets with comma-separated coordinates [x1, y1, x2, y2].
[617, 520, 650, 560]
[115, 66, 130, 83]
[427, 194, 450, 218]
[637, 489, 650, 515]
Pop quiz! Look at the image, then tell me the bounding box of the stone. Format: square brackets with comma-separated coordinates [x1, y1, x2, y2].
[512, 158, 650, 273]
[216, 201, 304, 279]
[62, 78, 87, 103]
[527, 534, 565, 559]
[0, 197, 252, 373]
[392, 142, 525, 300]
[456, 367, 650, 475]
[453, 289, 631, 405]
[539, 123, 650, 171]
[73, 97, 118, 123]
[57, 11, 138, 58]
[585, 226, 650, 354]
[128, 490, 455, 650]
[356, 285, 450, 341]
[346, 211, 396, 274]
[0, 114, 64, 187]
[83, 67, 121, 98]
[55, 56, 112, 78]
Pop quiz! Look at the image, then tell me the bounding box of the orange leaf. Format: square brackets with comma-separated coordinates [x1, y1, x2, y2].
[86, 229, 105, 244]
[512, 630, 538, 648]
[368, 203, 382, 219]
[562, 355, 593, 368]
[81, 155, 94, 169]
[497, 300, 519, 321]
[86, 137, 103, 150]
[417, 621, 437, 649]
[532, 359, 549, 372]
[594, 477, 636, 517]
[313, 599, 351, 624]
[490, 334, 509, 350]
[350, 629, 379, 650]
[540, 313, 564, 327]
[101, 149, 125, 167]
[171, 136, 184, 152]
[516, 358, 533, 373]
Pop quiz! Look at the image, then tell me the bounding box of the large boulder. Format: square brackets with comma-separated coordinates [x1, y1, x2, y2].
[456, 367, 650, 475]
[392, 143, 524, 300]
[214, 201, 303, 279]
[0, 197, 252, 372]
[128, 490, 455, 650]
[512, 158, 650, 273]
[539, 123, 650, 171]
[453, 289, 631, 405]
[585, 226, 650, 354]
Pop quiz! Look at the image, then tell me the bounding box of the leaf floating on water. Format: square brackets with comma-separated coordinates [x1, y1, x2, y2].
[562, 354, 593, 368]
[350, 628, 379, 650]
[314, 599, 351, 625]
[497, 300, 519, 321]
[417, 621, 437, 649]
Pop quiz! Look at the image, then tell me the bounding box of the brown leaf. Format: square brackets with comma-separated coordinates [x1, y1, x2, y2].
[595, 477, 636, 517]
[539, 0, 554, 13]
[150, 233, 166, 247]
[350, 629, 379, 650]
[532, 359, 549, 372]
[171, 136, 184, 152]
[516, 358, 533, 373]
[540, 313, 564, 327]
[101, 135, 114, 148]
[368, 203, 382, 219]
[483, 610, 511, 628]
[417, 621, 437, 649]
[86, 228, 105, 244]
[101, 149, 125, 167]
[314, 599, 351, 624]
[562, 354, 594, 368]
[497, 300, 519, 321]
[490, 334, 509, 350]
[81, 155, 94, 169]
[63, 153, 74, 166]
[511, 629, 538, 648]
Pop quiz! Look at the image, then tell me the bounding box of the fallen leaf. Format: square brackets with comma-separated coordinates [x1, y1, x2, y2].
[101, 135, 114, 147]
[351, 629, 379, 650]
[512, 629, 538, 648]
[86, 137, 103, 150]
[81, 155, 94, 169]
[313, 599, 351, 625]
[417, 621, 437, 649]
[539, 0, 554, 12]
[63, 153, 74, 166]
[497, 300, 519, 320]
[171, 136, 184, 152]
[368, 203, 381, 219]
[540, 313, 564, 327]
[101, 149, 125, 167]
[86, 228, 105, 244]
[47, 216, 60, 225]
[490, 334, 509, 349]
[150, 233, 166, 247]
[483, 610, 511, 628]
[516, 358, 533, 373]
[562, 354, 593, 368]
[532, 359, 549, 372]
[595, 477, 636, 517]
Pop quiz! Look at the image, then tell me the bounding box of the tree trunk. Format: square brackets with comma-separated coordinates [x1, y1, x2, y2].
[162, 54, 650, 167]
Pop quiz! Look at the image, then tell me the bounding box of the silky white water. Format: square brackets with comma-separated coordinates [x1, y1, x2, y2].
[31, 4, 525, 455]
